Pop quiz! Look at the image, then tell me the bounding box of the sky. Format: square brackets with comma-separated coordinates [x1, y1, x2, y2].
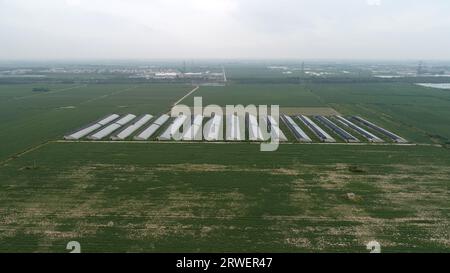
[1, 0, 450, 60]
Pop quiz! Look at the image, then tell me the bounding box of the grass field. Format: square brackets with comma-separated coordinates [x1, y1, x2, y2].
[0, 143, 449, 252]
[182, 84, 324, 107]
[0, 81, 449, 252]
[183, 82, 450, 144]
[0, 84, 191, 161]
[307, 82, 450, 144]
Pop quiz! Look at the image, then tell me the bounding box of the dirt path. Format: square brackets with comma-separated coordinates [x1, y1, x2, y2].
[52, 139, 442, 147]
[222, 65, 227, 82]
[0, 140, 51, 166]
[170, 86, 200, 109]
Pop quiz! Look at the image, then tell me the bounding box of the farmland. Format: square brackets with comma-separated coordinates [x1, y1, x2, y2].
[0, 76, 449, 252]
[0, 84, 190, 161]
[0, 143, 449, 252]
[183, 82, 450, 144]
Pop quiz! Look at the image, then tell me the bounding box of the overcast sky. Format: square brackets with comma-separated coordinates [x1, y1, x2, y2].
[1, 0, 450, 60]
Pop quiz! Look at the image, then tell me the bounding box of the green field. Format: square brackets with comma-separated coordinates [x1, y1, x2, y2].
[0, 81, 449, 252]
[183, 84, 324, 107]
[184, 82, 450, 144]
[308, 82, 450, 144]
[0, 84, 191, 161]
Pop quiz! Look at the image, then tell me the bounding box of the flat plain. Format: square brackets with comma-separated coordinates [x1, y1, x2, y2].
[0, 81, 449, 252]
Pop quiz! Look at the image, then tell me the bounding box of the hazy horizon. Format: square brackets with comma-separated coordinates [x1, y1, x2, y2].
[1, 0, 450, 60]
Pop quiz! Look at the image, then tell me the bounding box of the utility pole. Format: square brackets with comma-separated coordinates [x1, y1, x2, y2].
[417, 61, 424, 76]
[299, 61, 305, 85]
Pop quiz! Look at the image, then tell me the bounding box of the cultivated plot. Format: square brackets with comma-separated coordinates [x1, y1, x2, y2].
[0, 84, 193, 161]
[0, 143, 449, 252]
[1, 81, 449, 254]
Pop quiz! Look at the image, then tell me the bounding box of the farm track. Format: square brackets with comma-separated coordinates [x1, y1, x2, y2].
[0, 85, 142, 166]
[5, 138, 439, 168]
[170, 86, 200, 110]
[0, 140, 51, 166]
[52, 139, 442, 147]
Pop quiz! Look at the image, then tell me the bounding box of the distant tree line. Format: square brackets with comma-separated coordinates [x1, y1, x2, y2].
[32, 87, 50, 92]
[1, 75, 450, 85]
[233, 76, 450, 85]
